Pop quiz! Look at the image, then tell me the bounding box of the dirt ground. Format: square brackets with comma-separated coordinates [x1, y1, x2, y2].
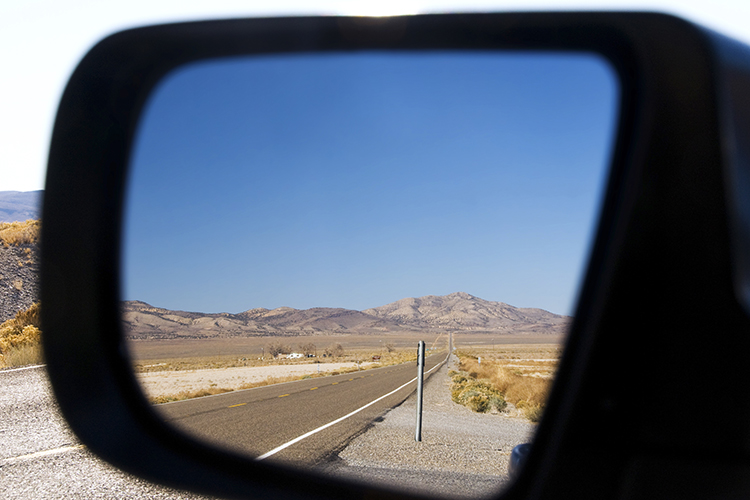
[126, 332, 446, 360]
[126, 333, 561, 360]
[137, 361, 373, 398]
[129, 332, 565, 400]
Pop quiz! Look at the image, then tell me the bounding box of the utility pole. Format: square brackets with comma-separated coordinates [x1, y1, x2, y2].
[415, 340, 425, 442]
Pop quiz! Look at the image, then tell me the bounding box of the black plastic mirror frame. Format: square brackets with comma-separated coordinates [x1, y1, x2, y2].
[41, 12, 750, 500]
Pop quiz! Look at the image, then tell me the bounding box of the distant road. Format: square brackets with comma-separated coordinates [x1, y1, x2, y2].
[156, 352, 447, 466]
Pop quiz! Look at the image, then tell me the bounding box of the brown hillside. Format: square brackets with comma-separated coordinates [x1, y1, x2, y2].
[123, 293, 570, 340]
[364, 292, 569, 334]
[0, 220, 40, 322]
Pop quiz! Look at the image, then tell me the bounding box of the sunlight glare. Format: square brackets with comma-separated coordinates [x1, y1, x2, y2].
[336, 0, 422, 17]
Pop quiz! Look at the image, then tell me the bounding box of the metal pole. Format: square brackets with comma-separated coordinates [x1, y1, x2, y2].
[415, 340, 425, 442]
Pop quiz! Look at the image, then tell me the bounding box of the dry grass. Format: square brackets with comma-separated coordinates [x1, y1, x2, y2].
[142, 348, 433, 404]
[0, 220, 40, 247]
[133, 348, 420, 374]
[2, 342, 43, 368]
[449, 371, 507, 413]
[453, 348, 558, 422]
[150, 387, 235, 404]
[0, 302, 43, 368]
[132, 334, 445, 404]
[135, 355, 268, 373]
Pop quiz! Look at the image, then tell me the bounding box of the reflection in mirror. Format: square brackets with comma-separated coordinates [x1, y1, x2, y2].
[123, 51, 618, 497]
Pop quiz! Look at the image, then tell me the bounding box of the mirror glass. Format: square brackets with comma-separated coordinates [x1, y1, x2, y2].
[123, 51, 618, 497]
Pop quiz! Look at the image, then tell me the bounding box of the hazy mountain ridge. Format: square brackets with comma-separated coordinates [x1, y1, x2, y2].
[123, 292, 570, 340]
[0, 191, 43, 223]
[363, 292, 567, 333]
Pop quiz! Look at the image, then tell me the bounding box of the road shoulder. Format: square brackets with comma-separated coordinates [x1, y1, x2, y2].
[318, 354, 536, 498]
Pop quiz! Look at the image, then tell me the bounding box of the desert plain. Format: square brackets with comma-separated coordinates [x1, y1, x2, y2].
[128, 332, 563, 400]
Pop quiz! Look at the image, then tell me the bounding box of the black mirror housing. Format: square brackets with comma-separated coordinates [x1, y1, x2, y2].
[41, 12, 750, 499]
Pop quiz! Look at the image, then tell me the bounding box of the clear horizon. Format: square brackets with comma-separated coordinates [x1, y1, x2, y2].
[125, 290, 573, 316]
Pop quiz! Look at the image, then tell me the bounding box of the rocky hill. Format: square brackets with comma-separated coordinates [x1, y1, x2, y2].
[123, 292, 570, 340]
[0, 220, 40, 322]
[364, 292, 567, 334]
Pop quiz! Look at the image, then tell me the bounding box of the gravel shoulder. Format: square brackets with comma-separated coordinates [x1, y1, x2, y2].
[318, 353, 536, 499]
[0, 365, 213, 499]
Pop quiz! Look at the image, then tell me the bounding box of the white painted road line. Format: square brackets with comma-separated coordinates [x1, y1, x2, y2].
[0, 364, 46, 373]
[255, 357, 446, 461]
[2, 445, 85, 465]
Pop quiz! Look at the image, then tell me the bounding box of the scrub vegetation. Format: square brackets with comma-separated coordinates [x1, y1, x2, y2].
[449, 370, 507, 413]
[451, 348, 558, 422]
[133, 346, 418, 373]
[138, 347, 426, 404]
[0, 219, 40, 247]
[0, 302, 42, 368]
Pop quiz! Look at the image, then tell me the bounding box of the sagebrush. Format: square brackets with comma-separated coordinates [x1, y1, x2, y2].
[0, 219, 40, 246]
[450, 371, 507, 413]
[0, 302, 43, 368]
[450, 353, 553, 422]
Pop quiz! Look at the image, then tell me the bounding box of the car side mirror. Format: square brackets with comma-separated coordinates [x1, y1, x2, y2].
[41, 12, 750, 499]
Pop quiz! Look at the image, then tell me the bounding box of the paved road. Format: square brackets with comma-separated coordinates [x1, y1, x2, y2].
[156, 352, 447, 466]
[1, 354, 446, 497]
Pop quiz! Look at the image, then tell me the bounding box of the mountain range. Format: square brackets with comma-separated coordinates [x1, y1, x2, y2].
[122, 292, 570, 340]
[0, 191, 43, 223]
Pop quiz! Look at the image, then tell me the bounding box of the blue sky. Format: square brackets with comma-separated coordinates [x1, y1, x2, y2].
[123, 51, 617, 315]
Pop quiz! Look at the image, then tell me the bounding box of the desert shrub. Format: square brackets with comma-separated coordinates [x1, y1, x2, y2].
[0, 302, 41, 356]
[489, 395, 507, 412]
[450, 371, 506, 414]
[450, 371, 470, 403]
[517, 400, 545, 422]
[450, 371, 469, 385]
[2, 342, 43, 367]
[459, 355, 551, 407]
[14, 302, 40, 328]
[324, 343, 344, 358]
[0, 220, 40, 246]
[267, 342, 292, 357]
[461, 389, 490, 413]
[451, 355, 550, 421]
[450, 383, 466, 403]
[0, 304, 43, 369]
[298, 342, 316, 357]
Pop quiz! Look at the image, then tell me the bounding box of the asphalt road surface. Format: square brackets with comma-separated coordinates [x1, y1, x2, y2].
[156, 351, 447, 466]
